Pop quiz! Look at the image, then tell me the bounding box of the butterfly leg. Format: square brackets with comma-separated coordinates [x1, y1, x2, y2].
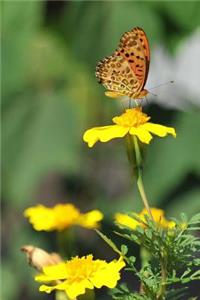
[144, 96, 149, 105]
[133, 99, 140, 107]
[121, 100, 126, 111]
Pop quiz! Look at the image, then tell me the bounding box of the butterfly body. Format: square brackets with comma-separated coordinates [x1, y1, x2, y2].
[96, 27, 150, 100]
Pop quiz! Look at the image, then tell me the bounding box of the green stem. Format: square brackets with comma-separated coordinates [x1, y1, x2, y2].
[157, 258, 167, 300]
[132, 136, 153, 219]
[55, 291, 71, 300]
[126, 135, 167, 298]
[57, 228, 76, 259]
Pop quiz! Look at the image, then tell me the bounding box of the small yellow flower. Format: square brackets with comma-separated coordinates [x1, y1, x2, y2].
[24, 204, 103, 231]
[115, 207, 175, 230]
[35, 255, 125, 299]
[83, 107, 176, 147]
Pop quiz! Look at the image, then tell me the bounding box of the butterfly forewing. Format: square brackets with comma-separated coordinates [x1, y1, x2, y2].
[95, 27, 150, 99]
[117, 27, 150, 90]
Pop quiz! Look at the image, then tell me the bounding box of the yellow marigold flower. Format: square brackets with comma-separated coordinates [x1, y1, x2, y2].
[83, 107, 176, 147]
[35, 255, 125, 299]
[115, 207, 175, 230]
[24, 204, 103, 231]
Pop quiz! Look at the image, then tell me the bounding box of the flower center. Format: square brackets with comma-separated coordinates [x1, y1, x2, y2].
[112, 107, 150, 127]
[67, 255, 100, 282]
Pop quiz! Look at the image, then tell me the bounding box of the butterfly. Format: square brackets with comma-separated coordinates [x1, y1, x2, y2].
[95, 27, 150, 100]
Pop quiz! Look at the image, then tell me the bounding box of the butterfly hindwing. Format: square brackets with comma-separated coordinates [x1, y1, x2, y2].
[96, 55, 140, 97]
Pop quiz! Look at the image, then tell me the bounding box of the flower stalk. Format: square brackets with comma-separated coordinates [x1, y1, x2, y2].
[56, 291, 71, 300]
[126, 134, 153, 219]
[157, 256, 167, 300]
[57, 228, 76, 259]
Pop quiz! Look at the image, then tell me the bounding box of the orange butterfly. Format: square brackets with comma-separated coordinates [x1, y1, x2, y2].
[96, 27, 150, 99]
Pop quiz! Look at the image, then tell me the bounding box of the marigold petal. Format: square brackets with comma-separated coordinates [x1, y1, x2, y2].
[76, 210, 103, 229]
[35, 263, 68, 282]
[140, 208, 176, 229]
[141, 123, 176, 138]
[83, 125, 129, 147]
[40, 280, 93, 299]
[91, 259, 125, 288]
[39, 284, 56, 293]
[141, 208, 164, 222]
[66, 279, 93, 299]
[24, 205, 56, 231]
[115, 213, 140, 230]
[129, 127, 152, 144]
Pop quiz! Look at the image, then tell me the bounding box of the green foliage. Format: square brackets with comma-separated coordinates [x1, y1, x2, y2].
[112, 284, 151, 300]
[108, 213, 200, 300]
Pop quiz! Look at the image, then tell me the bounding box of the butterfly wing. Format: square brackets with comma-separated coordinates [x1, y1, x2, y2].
[95, 27, 150, 98]
[96, 55, 140, 98]
[116, 27, 150, 93]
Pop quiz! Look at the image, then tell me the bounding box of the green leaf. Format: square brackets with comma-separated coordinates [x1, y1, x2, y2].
[121, 244, 128, 255]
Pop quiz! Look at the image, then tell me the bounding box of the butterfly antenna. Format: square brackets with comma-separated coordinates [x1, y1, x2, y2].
[139, 99, 142, 106]
[149, 80, 174, 91]
[149, 91, 157, 97]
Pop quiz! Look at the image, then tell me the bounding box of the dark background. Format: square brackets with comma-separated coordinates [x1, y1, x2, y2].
[2, 1, 200, 300]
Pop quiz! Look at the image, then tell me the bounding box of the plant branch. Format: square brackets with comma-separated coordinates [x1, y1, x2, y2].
[133, 136, 153, 219]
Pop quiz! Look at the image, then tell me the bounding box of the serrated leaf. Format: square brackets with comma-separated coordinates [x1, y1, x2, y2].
[189, 213, 200, 224]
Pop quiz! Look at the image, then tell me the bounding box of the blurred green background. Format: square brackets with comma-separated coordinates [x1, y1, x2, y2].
[2, 1, 200, 300]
